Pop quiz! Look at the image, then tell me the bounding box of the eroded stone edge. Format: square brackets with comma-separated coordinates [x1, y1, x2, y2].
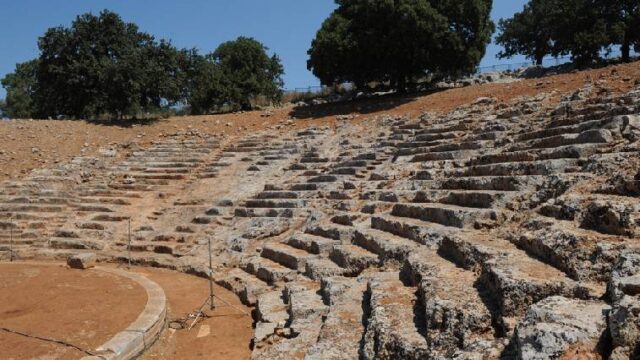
[82, 267, 167, 360]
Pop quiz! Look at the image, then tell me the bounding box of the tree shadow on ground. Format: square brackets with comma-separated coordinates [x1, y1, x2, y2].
[288, 88, 448, 120]
[83, 117, 163, 128]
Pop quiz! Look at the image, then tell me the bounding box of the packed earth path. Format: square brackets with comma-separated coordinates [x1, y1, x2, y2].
[1, 61, 640, 359]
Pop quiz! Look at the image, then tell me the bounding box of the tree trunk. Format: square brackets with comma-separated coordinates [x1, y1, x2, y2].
[622, 36, 630, 63]
[397, 76, 407, 93]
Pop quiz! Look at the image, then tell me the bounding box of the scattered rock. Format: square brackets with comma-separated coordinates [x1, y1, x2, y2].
[67, 253, 97, 269]
[515, 296, 611, 359]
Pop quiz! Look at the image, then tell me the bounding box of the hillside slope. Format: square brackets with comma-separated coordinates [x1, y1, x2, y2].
[1, 62, 640, 359]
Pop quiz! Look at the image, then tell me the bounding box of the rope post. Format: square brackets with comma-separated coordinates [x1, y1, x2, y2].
[9, 214, 14, 262]
[208, 237, 215, 311]
[127, 218, 132, 269]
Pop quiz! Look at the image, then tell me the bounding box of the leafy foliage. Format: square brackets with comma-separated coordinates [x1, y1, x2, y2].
[182, 37, 285, 114]
[603, 0, 640, 61]
[497, 0, 640, 66]
[0, 59, 38, 118]
[212, 37, 284, 111]
[307, 0, 494, 90]
[1, 11, 284, 119]
[33, 10, 183, 119]
[495, 0, 554, 65]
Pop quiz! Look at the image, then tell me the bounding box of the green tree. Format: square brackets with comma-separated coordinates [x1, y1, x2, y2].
[35, 10, 184, 119]
[306, 12, 355, 87]
[496, 0, 555, 66]
[1, 59, 38, 118]
[498, 0, 639, 67]
[211, 37, 284, 111]
[180, 49, 226, 115]
[602, 0, 640, 62]
[307, 0, 494, 91]
[549, 0, 610, 66]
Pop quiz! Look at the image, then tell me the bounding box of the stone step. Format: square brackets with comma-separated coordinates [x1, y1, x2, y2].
[214, 268, 271, 306]
[142, 167, 191, 174]
[289, 183, 318, 191]
[362, 272, 429, 359]
[517, 116, 627, 141]
[508, 218, 623, 282]
[391, 203, 506, 229]
[514, 296, 610, 359]
[124, 157, 201, 163]
[305, 277, 368, 360]
[241, 256, 297, 285]
[253, 191, 299, 200]
[244, 199, 306, 209]
[126, 173, 186, 180]
[415, 122, 470, 135]
[305, 222, 355, 242]
[74, 205, 115, 213]
[0, 205, 66, 213]
[198, 169, 219, 177]
[304, 257, 346, 281]
[48, 237, 104, 250]
[441, 190, 512, 209]
[261, 242, 317, 272]
[333, 160, 369, 168]
[253, 290, 289, 344]
[353, 226, 417, 263]
[92, 214, 129, 222]
[402, 249, 501, 357]
[77, 190, 142, 198]
[449, 159, 581, 177]
[234, 208, 298, 218]
[76, 197, 131, 206]
[470, 144, 600, 166]
[513, 129, 614, 151]
[427, 140, 488, 154]
[308, 175, 339, 183]
[329, 244, 379, 276]
[330, 167, 364, 176]
[1, 197, 71, 205]
[126, 242, 180, 255]
[287, 233, 338, 255]
[411, 150, 477, 162]
[414, 131, 461, 142]
[439, 233, 587, 323]
[0, 238, 40, 247]
[370, 214, 453, 247]
[141, 162, 199, 168]
[252, 285, 326, 360]
[300, 157, 329, 163]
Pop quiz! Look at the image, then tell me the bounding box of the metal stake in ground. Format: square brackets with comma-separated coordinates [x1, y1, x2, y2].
[9, 215, 13, 262]
[127, 218, 132, 269]
[208, 237, 215, 311]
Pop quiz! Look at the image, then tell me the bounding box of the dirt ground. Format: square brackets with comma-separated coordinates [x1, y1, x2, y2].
[132, 266, 253, 360]
[0, 61, 638, 183]
[0, 262, 147, 360]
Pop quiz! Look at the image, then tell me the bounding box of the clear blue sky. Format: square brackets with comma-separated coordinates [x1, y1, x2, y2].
[0, 0, 528, 98]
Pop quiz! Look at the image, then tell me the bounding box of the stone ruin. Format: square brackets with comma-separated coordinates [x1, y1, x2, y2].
[1, 84, 640, 359]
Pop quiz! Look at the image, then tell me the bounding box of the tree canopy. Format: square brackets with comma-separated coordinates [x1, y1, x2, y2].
[495, 0, 554, 65]
[496, 0, 640, 66]
[212, 37, 284, 111]
[32, 10, 185, 119]
[307, 0, 494, 90]
[1, 59, 38, 119]
[1, 11, 284, 119]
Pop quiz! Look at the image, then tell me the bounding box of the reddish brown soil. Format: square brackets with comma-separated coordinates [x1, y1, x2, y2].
[0, 262, 147, 360]
[133, 266, 253, 360]
[0, 61, 638, 182]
